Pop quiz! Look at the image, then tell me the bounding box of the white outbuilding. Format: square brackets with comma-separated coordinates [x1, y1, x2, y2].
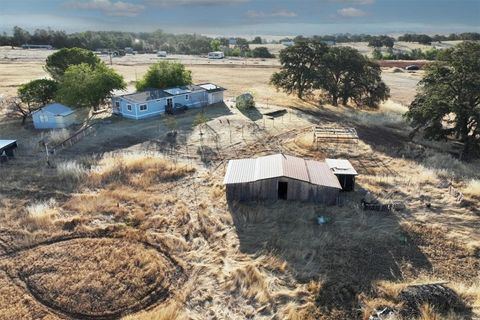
[32, 103, 76, 129]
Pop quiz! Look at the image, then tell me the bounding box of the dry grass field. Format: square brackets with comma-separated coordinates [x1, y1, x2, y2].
[0, 46, 479, 320]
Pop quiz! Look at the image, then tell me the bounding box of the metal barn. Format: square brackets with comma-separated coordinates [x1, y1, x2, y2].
[223, 154, 342, 204]
[325, 159, 358, 191]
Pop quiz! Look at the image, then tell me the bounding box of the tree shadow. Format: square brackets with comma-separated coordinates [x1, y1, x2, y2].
[227, 184, 433, 318]
[237, 106, 264, 122]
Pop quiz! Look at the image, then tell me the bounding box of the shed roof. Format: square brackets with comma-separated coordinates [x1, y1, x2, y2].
[224, 154, 341, 189]
[325, 159, 358, 175]
[198, 83, 225, 93]
[36, 103, 73, 116]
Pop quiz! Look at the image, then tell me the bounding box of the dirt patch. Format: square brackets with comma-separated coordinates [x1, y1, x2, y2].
[0, 237, 184, 319]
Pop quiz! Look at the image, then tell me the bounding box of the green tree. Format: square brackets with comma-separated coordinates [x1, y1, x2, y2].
[272, 40, 389, 107]
[353, 61, 390, 107]
[251, 47, 274, 58]
[372, 48, 383, 60]
[210, 39, 221, 51]
[56, 63, 125, 110]
[12, 26, 30, 46]
[136, 61, 192, 91]
[18, 79, 58, 107]
[45, 47, 101, 80]
[405, 42, 480, 158]
[271, 41, 328, 99]
[251, 36, 262, 44]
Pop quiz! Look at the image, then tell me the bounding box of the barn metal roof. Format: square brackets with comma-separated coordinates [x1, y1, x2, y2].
[224, 154, 341, 189]
[325, 159, 358, 175]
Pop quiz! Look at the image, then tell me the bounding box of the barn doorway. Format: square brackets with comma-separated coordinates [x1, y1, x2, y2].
[278, 181, 288, 200]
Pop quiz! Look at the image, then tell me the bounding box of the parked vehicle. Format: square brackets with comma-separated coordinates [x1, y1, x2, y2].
[405, 64, 420, 71]
[208, 51, 224, 59]
[157, 51, 167, 57]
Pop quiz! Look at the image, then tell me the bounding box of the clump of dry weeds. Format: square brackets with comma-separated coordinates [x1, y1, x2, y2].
[89, 153, 195, 188]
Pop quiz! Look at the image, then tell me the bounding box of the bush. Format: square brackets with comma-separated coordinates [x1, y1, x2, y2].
[251, 47, 274, 58]
[235, 93, 255, 110]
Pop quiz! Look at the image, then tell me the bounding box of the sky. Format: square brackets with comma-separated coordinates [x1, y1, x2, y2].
[0, 0, 479, 37]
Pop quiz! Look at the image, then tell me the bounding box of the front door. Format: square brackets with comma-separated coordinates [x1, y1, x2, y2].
[166, 98, 173, 113]
[278, 181, 288, 200]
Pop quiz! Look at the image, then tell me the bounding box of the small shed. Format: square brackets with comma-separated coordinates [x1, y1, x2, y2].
[223, 154, 342, 204]
[198, 83, 225, 105]
[325, 159, 358, 191]
[32, 103, 76, 129]
[0, 140, 17, 158]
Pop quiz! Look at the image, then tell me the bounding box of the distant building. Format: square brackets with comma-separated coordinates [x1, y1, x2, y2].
[280, 40, 294, 47]
[112, 83, 225, 120]
[325, 159, 358, 191]
[32, 103, 76, 129]
[228, 38, 237, 46]
[223, 154, 342, 204]
[22, 44, 53, 50]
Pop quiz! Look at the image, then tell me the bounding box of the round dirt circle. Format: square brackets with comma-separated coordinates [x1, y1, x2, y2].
[14, 237, 182, 319]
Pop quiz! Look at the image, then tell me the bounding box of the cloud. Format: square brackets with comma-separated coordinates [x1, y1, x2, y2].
[271, 9, 298, 17]
[330, 0, 374, 4]
[65, 0, 145, 17]
[337, 7, 366, 17]
[146, 0, 250, 6]
[246, 9, 297, 19]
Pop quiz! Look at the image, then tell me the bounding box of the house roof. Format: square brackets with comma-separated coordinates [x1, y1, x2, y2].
[122, 89, 172, 103]
[224, 154, 341, 189]
[325, 159, 358, 175]
[120, 84, 207, 103]
[0, 140, 17, 150]
[35, 103, 73, 116]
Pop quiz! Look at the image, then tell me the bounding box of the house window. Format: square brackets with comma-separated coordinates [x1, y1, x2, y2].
[39, 115, 48, 123]
[185, 94, 189, 100]
[127, 104, 132, 111]
[115, 101, 120, 108]
[139, 104, 147, 111]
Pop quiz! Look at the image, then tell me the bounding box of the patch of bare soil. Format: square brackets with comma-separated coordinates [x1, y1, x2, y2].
[0, 236, 184, 320]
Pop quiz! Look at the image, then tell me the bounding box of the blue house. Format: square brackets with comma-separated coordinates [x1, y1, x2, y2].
[32, 103, 77, 129]
[112, 83, 225, 120]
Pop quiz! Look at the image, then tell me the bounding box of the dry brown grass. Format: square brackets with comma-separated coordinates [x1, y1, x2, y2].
[89, 153, 194, 188]
[1, 238, 179, 318]
[122, 301, 187, 320]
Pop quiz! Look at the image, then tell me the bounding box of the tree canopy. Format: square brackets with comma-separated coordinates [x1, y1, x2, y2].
[136, 61, 192, 91]
[18, 79, 58, 107]
[271, 40, 389, 107]
[405, 42, 480, 158]
[251, 47, 274, 58]
[56, 63, 125, 110]
[45, 47, 101, 80]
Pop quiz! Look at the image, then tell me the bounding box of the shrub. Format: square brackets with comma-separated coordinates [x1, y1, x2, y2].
[235, 93, 255, 110]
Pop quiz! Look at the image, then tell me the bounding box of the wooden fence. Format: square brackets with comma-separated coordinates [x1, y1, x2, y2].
[313, 126, 358, 144]
[49, 123, 99, 154]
